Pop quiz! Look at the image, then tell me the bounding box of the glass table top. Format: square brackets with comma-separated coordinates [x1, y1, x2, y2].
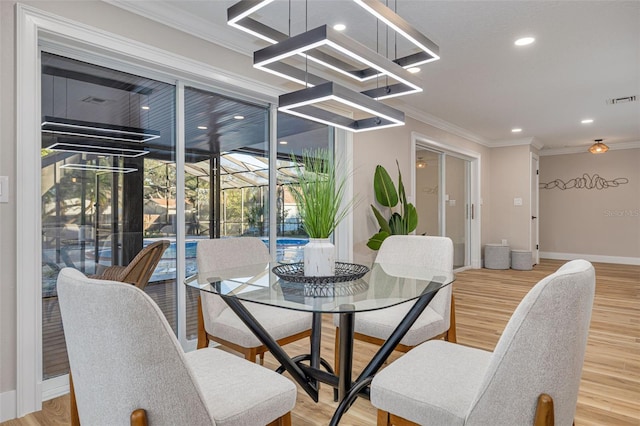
[185, 261, 454, 314]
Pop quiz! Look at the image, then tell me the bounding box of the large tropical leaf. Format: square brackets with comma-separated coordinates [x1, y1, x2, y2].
[404, 203, 418, 234]
[373, 165, 398, 208]
[371, 204, 392, 234]
[367, 231, 389, 250]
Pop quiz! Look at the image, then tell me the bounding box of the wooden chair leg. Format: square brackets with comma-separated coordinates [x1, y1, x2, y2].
[534, 393, 555, 426]
[445, 294, 457, 343]
[197, 295, 210, 349]
[245, 347, 258, 363]
[259, 352, 265, 365]
[130, 408, 148, 426]
[377, 409, 391, 426]
[267, 411, 292, 426]
[69, 372, 80, 426]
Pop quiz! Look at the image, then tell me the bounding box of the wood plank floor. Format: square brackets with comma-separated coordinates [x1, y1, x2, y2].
[4, 259, 639, 425]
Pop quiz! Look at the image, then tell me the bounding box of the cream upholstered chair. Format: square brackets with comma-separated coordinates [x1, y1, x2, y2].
[58, 267, 296, 426]
[371, 259, 596, 426]
[334, 235, 456, 370]
[197, 237, 312, 363]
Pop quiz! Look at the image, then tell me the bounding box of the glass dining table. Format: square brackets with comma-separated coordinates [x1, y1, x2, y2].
[185, 261, 454, 425]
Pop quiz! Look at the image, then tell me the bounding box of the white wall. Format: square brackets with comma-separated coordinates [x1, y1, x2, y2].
[539, 148, 640, 263]
[486, 144, 533, 251]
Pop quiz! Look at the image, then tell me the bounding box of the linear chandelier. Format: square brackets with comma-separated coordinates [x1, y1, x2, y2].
[253, 25, 422, 100]
[278, 82, 405, 132]
[228, 0, 440, 72]
[59, 163, 138, 173]
[46, 142, 150, 158]
[42, 116, 160, 143]
[228, 0, 440, 132]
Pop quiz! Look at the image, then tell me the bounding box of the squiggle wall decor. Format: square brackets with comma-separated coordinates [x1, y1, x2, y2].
[540, 173, 629, 190]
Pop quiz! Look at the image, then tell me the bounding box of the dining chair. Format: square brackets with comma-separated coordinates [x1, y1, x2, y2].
[333, 235, 455, 372]
[371, 259, 596, 426]
[58, 267, 296, 426]
[197, 237, 312, 364]
[90, 239, 170, 290]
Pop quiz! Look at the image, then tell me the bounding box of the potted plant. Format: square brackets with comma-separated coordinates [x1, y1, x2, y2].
[367, 161, 418, 250]
[290, 148, 354, 276]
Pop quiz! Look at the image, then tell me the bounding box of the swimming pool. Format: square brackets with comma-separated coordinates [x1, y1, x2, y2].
[150, 237, 308, 282]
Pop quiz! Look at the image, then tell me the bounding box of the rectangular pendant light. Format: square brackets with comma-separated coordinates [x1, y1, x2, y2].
[353, 0, 440, 78]
[278, 81, 405, 132]
[229, 0, 440, 76]
[45, 142, 150, 158]
[42, 116, 160, 143]
[254, 25, 422, 99]
[59, 163, 138, 173]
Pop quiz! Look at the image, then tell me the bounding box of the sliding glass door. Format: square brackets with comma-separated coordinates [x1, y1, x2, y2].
[415, 147, 472, 268]
[40, 52, 335, 378]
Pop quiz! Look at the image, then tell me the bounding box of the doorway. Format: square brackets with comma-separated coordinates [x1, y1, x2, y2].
[412, 134, 481, 269]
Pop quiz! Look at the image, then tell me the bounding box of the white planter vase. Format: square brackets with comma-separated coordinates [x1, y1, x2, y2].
[304, 238, 335, 277]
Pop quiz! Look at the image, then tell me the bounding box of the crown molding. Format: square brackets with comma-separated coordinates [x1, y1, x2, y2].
[539, 140, 640, 156]
[402, 104, 490, 146]
[489, 136, 545, 150]
[104, 0, 257, 55]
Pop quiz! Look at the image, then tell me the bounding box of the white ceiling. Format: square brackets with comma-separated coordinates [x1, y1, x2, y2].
[108, 0, 640, 152]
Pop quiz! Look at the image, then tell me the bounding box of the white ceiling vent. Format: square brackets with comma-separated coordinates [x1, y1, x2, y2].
[606, 95, 637, 105]
[81, 96, 109, 105]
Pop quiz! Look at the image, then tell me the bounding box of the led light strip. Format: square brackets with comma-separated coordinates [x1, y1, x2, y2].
[353, 0, 440, 75]
[60, 164, 138, 173]
[42, 116, 160, 143]
[254, 25, 422, 98]
[278, 82, 405, 132]
[228, 0, 440, 76]
[46, 142, 150, 158]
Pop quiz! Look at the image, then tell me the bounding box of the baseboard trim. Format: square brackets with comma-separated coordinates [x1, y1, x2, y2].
[540, 252, 640, 266]
[42, 374, 69, 402]
[0, 389, 16, 422]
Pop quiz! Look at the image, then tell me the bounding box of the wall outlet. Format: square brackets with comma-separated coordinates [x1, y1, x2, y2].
[501, 239, 508, 245]
[514, 197, 523, 206]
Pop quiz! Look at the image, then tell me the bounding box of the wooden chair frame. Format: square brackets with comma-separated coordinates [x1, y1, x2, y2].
[197, 295, 311, 364]
[377, 393, 557, 426]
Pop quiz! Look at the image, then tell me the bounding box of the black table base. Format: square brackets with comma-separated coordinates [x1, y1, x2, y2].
[220, 285, 439, 424]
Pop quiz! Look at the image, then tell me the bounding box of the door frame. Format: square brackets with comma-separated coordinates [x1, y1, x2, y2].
[530, 153, 540, 264]
[411, 132, 482, 269]
[15, 4, 284, 416]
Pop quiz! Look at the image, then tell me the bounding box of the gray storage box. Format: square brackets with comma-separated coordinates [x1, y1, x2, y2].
[511, 250, 533, 270]
[484, 244, 510, 269]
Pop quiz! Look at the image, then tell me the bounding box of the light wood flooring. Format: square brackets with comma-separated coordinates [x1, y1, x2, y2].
[3, 259, 639, 425]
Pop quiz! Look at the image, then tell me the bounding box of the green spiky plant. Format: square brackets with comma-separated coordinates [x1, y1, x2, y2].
[289, 148, 354, 239]
[366, 161, 418, 250]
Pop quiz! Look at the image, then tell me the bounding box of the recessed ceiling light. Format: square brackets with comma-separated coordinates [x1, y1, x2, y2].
[234, 115, 245, 120]
[581, 119, 594, 124]
[333, 23, 346, 31]
[512, 128, 523, 133]
[514, 37, 535, 46]
[141, 106, 150, 110]
[279, 140, 288, 145]
[197, 126, 207, 130]
[407, 67, 421, 74]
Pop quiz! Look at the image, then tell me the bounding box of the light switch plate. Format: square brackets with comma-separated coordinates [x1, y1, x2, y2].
[514, 197, 523, 206]
[0, 176, 8, 203]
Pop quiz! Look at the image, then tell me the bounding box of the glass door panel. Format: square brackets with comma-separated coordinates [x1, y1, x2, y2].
[41, 53, 176, 379]
[445, 155, 470, 269]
